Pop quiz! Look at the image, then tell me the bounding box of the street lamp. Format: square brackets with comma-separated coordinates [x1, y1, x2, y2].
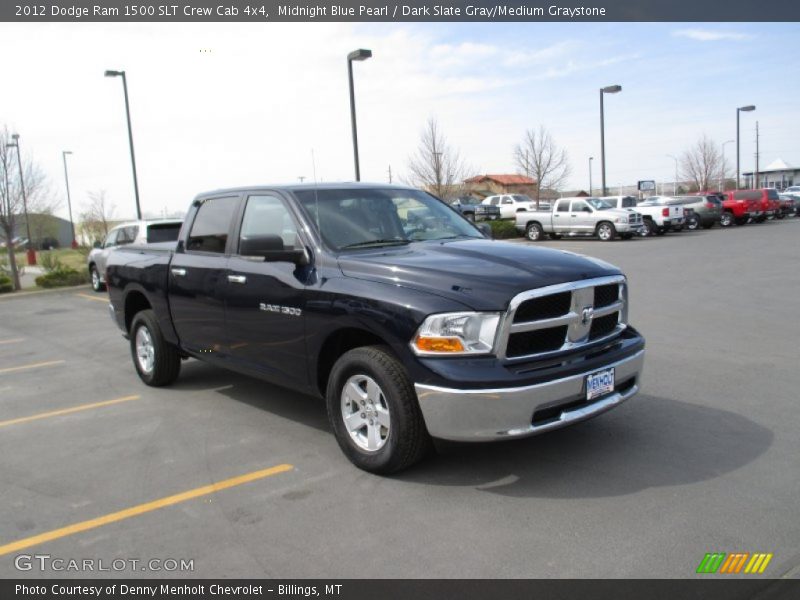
[62, 151, 77, 248]
[736, 105, 755, 189]
[599, 84, 622, 196]
[347, 49, 372, 182]
[666, 154, 678, 196]
[588, 156, 594, 196]
[720, 139, 734, 192]
[5, 134, 36, 266]
[105, 69, 142, 219]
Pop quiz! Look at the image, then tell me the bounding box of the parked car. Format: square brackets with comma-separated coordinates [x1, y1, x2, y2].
[718, 191, 763, 226]
[670, 195, 723, 230]
[779, 193, 800, 216]
[783, 185, 800, 194]
[447, 196, 501, 221]
[737, 189, 781, 222]
[87, 219, 183, 291]
[482, 194, 536, 219]
[605, 196, 683, 236]
[515, 197, 643, 241]
[106, 183, 645, 474]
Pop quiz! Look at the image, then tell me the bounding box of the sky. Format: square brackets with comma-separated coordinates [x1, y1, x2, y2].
[0, 21, 798, 221]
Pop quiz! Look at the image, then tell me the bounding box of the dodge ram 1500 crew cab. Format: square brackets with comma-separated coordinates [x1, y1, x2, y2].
[106, 184, 646, 474]
[515, 197, 644, 241]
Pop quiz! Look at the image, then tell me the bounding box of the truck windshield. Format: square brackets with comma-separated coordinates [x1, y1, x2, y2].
[586, 199, 615, 210]
[295, 188, 483, 251]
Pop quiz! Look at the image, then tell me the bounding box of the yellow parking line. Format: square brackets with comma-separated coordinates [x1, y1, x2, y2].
[0, 338, 25, 345]
[0, 360, 65, 375]
[0, 464, 294, 556]
[75, 293, 108, 303]
[0, 395, 140, 428]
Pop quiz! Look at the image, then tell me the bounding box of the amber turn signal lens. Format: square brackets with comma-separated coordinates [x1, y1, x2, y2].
[414, 336, 465, 353]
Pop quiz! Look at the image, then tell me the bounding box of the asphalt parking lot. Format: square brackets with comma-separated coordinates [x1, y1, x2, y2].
[0, 218, 799, 579]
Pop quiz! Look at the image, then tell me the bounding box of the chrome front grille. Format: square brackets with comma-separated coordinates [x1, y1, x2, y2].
[498, 275, 627, 361]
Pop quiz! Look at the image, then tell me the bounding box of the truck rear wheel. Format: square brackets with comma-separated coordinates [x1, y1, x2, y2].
[130, 309, 181, 387]
[525, 222, 544, 241]
[326, 346, 431, 474]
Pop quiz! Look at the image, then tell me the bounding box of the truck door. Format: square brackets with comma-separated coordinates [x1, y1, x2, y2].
[223, 193, 308, 389]
[553, 199, 571, 232]
[168, 195, 240, 358]
[570, 199, 594, 233]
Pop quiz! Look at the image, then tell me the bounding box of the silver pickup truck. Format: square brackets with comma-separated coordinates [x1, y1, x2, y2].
[515, 197, 644, 242]
[87, 219, 183, 291]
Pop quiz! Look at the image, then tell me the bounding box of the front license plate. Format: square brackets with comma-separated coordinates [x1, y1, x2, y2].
[586, 368, 615, 401]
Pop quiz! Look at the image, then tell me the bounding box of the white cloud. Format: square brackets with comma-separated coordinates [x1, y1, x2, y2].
[672, 29, 754, 42]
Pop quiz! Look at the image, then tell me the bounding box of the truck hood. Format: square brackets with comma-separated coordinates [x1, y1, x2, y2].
[337, 239, 620, 311]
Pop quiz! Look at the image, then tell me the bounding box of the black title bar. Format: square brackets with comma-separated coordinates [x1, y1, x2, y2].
[4, 0, 800, 22]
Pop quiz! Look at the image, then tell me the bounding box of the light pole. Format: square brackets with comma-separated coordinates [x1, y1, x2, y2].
[105, 69, 142, 219]
[6, 134, 36, 266]
[736, 105, 755, 189]
[720, 139, 734, 192]
[599, 84, 622, 196]
[588, 156, 594, 195]
[62, 151, 77, 248]
[347, 49, 372, 182]
[666, 155, 678, 195]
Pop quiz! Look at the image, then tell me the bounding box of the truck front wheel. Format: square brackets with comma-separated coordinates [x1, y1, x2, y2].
[525, 222, 544, 241]
[719, 212, 733, 227]
[326, 346, 431, 474]
[130, 309, 181, 387]
[596, 222, 616, 241]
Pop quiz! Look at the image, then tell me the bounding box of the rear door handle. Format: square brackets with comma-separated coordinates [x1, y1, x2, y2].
[227, 275, 247, 284]
[171, 268, 187, 277]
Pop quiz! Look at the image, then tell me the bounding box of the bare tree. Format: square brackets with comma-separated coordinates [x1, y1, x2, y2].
[406, 118, 472, 199]
[680, 134, 725, 192]
[78, 190, 116, 246]
[514, 126, 571, 208]
[0, 127, 52, 290]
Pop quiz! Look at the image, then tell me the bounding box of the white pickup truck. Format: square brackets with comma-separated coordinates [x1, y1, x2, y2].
[515, 197, 644, 241]
[604, 196, 683, 236]
[482, 194, 536, 219]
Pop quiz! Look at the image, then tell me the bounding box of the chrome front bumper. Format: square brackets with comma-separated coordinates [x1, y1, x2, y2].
[414, 349, 644, 441]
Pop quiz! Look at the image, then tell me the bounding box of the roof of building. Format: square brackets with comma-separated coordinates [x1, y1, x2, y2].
[464, 174, 537, 185]
[763, 158, 794, 172]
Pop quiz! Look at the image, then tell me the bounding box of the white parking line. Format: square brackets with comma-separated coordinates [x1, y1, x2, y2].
[0, 338, 25, 345]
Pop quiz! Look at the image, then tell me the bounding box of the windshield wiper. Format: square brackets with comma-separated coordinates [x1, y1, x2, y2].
[340, 239, 410, 249]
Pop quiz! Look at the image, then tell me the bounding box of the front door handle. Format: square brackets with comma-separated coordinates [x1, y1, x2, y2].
[227, 275, 247, 284]
[171, 268, 187, 277]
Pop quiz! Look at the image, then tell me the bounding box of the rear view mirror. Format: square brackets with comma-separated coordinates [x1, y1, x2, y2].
[240, 234, 309, 266]
[477, 223, 493, 239]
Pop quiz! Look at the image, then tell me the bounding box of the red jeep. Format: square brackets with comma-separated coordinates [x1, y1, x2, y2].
[719, 191, 763, 227]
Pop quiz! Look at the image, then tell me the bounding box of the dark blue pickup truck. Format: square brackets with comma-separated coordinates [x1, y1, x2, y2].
[106, 183, 645, 473]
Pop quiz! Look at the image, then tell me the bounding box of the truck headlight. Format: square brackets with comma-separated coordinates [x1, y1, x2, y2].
[411, 312, 501, 355]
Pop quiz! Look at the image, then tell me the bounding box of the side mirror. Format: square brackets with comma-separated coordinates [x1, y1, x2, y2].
[477, 223, 493, 239]
[93, 241, 102, 249]
[240, 234, 309, 266]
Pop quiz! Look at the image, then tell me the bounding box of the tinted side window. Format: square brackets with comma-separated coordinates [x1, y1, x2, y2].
[104, 229, 120, 248]
[571, 200, 589, 212]
[239, 195, 299, 252]
[622, 197, 638, 208]
[556, 200, 570, 212]
[147, 223, 182, 243]
[767, 189, 780, 200]
[187, 198, 238, 253]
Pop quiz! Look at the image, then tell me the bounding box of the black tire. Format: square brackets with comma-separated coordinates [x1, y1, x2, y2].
[90, 265, 105, 292]
[595, 222, 616, 241]
[525, 222, 544, 241]
[326, 346, 432, 474]
[548, 233, 562, 240]
[640, 219, 655, 237]
[129, 309, 181, 387]
[686, 214, 701, 231]
[720, 212, 734, 227]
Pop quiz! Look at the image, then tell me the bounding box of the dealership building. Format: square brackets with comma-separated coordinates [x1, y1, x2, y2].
[742, 158, 797, 190]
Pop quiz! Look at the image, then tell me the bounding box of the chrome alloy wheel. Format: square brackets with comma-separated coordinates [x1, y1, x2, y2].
[598, 223, 613, 240]
[91, 268, 100, 290]
[341, 374, 391, 452]
[135, 326, 155, 375]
